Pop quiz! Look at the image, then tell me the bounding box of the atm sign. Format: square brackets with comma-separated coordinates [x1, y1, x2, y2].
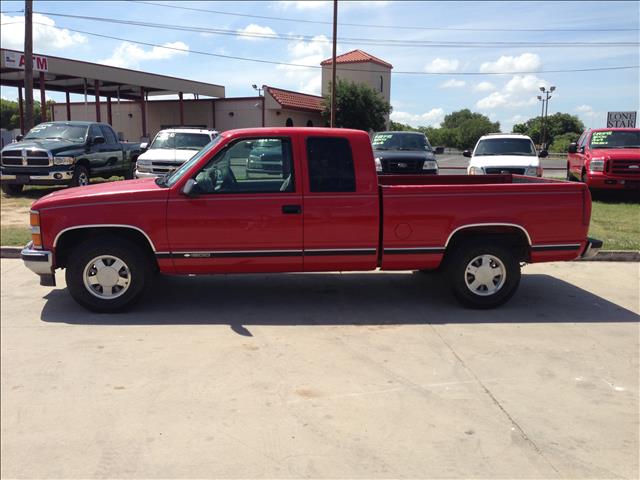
[3, 51, 49, 72]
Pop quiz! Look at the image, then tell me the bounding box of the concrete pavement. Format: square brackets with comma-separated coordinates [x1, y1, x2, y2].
[1, 259, 638, 478]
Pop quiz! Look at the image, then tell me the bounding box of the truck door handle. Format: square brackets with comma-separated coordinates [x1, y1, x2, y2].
[282, 205, 302, 214]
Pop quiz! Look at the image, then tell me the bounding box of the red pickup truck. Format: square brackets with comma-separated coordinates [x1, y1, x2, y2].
[567, 128, 640, 190]
[22, 127, 601, 312]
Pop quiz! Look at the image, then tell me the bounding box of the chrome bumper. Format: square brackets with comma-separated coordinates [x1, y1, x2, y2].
[134, 169, 161, 179]
[2, 171, 73, 182]
[21, 242, 56, 286]
[581, 237, 603, 259]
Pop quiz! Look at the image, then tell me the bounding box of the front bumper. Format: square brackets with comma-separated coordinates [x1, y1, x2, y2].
[21, 242, 56, 286]
[1, 169, 73, 185]
[585, 173, 640, 190]
[580, 237, 603, 259]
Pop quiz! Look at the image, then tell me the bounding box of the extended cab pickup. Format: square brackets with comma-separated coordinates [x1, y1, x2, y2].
[567, 128, 640, 190]
[1, 121, 141, 195]
[22, 127, 601, 312]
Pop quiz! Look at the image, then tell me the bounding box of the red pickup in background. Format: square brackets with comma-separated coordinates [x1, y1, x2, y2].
[567, 128, 640, 190]
[22, 127, 601, 312]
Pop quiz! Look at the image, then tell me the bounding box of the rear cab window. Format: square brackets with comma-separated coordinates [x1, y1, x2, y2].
[306, 137, 356, 192]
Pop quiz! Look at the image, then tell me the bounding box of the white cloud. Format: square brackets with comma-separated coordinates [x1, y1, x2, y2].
[479, 53, 541, 73]
[391, 108, 445, 128]
[1, 13, 87, 50]
[474, 81, 495, 92]
[476, 74, 547, 109]
[575, 104, 599, 118]
[237, 24, 277, 41]
[276, 35, 331, 95]
[440, 79, 466, 88]
[99, 41, 190, 69]
[424, 58, 459, 73]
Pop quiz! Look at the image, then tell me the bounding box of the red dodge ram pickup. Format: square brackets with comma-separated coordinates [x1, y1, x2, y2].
[22, 127, 601, 312]
[567, 128, 640, 190]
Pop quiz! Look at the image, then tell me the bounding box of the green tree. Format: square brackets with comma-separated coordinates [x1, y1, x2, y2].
[0, 98, 55, 130]
[389, 120, 417, 131]
[439, 109, 499, 149]
[549, 132, 581, 153]
[323, 79, 392, 132]
[513, 112, 584, 147]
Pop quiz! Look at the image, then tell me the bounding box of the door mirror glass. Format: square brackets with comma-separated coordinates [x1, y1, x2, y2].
[567, 143, 578, 154]
[538, 150, 548, 158]
[462, 150, 472, 158]
[182, 178, 200, 197]
[92, 136, 105, 145]
[139, 142, 148, 151]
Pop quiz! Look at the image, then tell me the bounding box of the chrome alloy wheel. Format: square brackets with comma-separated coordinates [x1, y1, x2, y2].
[78, 171, 89, 186]
[464, 254, 506, 296]
[82, 255, 131, 299]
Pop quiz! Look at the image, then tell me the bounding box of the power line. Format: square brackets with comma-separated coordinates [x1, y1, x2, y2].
[27, 11, 640, 48]
[9, 21, 638, 76]
[129, 1, 640, 33]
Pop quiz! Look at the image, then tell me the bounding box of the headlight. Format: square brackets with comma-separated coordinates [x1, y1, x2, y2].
[422, 160, 438, 171]
[136, 159, 151, 166]
[374, 157, 383, 173]
[53, 156, 75, 166]
[589, 158, 605, 172]
[136, 165, 151, 173]
[524, 166, 542, 176]
[468, 166, 485, 175]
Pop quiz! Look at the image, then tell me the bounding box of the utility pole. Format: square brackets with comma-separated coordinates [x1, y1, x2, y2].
[24, 0, 34, 131]
[330, 0, 338, 128]
[538, 86, 556, 149]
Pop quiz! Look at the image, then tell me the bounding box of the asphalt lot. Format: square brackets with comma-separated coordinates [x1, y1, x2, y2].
[1, 259, 638, 479]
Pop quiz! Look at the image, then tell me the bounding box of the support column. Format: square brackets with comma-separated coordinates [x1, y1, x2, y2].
[18, 86, 25, 134]
[39, 71, 47, 123]
[140, 87, 147, 138]
[65, 91, 71, 120]
[178, 91, 184, 126]
[107, 96, 113, 125]
[94, 80, 101, 122]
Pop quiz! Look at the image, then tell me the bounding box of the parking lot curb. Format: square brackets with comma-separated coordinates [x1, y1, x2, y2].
[1, 246, 639, 261]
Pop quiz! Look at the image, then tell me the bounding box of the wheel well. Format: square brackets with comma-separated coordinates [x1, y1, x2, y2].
[444, 226, 530, 262]
[75, 159, 90, 174]
[54, 227, 157, 270]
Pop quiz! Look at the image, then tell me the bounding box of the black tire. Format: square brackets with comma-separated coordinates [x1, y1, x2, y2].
[566, 163, 573, 181]
[581, 168, 588, 184]
[1, 184, 24, 195]
[71, 164, 90, 187]
[446, 240, 521, 309]
[65, 236, 153, 312]
[124, 159, 136, 180]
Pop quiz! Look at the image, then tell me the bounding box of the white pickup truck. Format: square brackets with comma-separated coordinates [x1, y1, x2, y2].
[465, 133, 547, 177]
[135, 128, 218, 178]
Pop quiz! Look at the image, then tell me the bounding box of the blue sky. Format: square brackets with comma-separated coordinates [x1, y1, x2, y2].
[1, 0, 638, 131]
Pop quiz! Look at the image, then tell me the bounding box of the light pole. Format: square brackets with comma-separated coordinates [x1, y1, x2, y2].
[538, 86, 556, 149]
[252, 84, 263, 96]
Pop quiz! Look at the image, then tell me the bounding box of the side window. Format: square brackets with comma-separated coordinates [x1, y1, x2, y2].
[194, 137, 294, 194]
[579, 132, 589, 151]
[99, 125, 117, 144]
[306, 137, 356, 193]
[89, 125, 102, 141]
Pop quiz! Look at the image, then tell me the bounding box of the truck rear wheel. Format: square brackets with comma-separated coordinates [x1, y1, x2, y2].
[65, 236, 152, 312]
[446, 240, 521, 309]
[1, 184, 24, 196]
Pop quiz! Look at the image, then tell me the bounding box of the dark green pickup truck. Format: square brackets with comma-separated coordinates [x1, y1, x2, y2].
[0, 121, 142, 195]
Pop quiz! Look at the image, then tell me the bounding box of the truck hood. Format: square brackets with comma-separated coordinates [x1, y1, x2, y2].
[1, 139, 86, 156]
[138, 149, 198, 163]
[32, 178, 167, 211]
[590, 148, 640, 159]
[373, 150, 435, 161]
[469, 155, 539, 168]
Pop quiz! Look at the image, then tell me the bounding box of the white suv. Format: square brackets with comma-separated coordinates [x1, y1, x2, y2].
[135, 128, 218, 178]
[465, 133, 546, 176]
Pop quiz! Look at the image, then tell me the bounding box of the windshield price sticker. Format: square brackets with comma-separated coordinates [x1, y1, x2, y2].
[372, 134, 392, 145]
[591, 131, 613, 145]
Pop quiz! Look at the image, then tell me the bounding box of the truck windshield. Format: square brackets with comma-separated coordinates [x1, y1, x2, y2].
[590, 130, 640, 149]
[150, 132, 212, 150]
[23, 123, 88, 143]
[475, 138, 536, 156]
[372, 133, 431, 151]
[160, 136, 223, 187]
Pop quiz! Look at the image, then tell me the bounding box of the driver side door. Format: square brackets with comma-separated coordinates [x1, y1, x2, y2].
[166, 136, 303, 274]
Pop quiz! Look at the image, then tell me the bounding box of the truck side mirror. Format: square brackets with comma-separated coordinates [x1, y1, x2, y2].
[92, 136, 105, 145]
[538, 150, 548, 158]
[567, 143, 577, 154]
[15, 134, 23, 142]
[462, 150, 472, 158]
[139, 142, 148, 151]
[182, 178, 200, 197]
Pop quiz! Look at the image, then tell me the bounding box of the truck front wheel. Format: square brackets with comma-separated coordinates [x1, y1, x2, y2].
[71, 165, 90, 187]
[446, 240, 521, 309]
[1, 184, 24, 196]
[65, 236, 152, 312]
